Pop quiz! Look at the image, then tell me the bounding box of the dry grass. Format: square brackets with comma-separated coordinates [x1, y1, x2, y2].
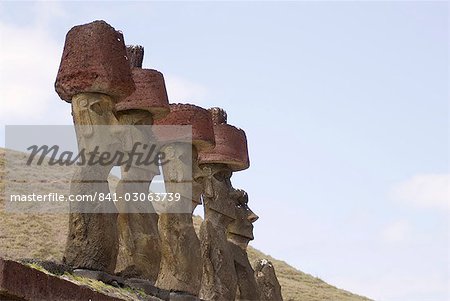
[0, 148, 372, 301]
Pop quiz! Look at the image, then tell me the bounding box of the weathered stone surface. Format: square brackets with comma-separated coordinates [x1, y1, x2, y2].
[253, 259, 283, 301]
[154, 104, 215, 151]
[116, 210, 161, 281]
[155, 104, 216, 296]
[116, 69, 170, 120]
[115, 81, 162, 281]
[64, 209, 118, 273]
[198, 108, 250, 300]
[125, 278, 169, 300]
[19, 259, 72, 276]
[198, 108, 249, 171]
[227, 189, 260, 301]
[73, 269, 124, 287]
[0, 258, 124, 301]
[64, 93, 120, 274]
[199, 219, 237, 301]
[55, 20, 135, 102]
[126, 45, 144, 68]
[198, 124, 249, 171]
[201, 164, 236, 220]
[208, 107, 227, 125]
[228, 242, 259, 301]
[156, 213, 202, 296]
[227, 189, 259, 242]
[199, 164, 238, 300]
[169, 291, 201, 301]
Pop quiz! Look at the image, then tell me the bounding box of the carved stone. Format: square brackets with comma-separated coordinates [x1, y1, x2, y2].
[114, 45, 170, 281]
[154, 104, 215, 296]
[64, 94, 121, 274]
[198, 108, 250, 301]
[55, 21, 135, 274]
[126, 45, 145, 68]
[227, 189, 260, 301]
[55, 20, 135, 103]
[253, 259, 283, 301]
[198, 108, 249, 172]
[198, 164, 237, 301]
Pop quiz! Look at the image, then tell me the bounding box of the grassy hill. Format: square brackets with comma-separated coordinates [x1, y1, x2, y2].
[0, 148, 372, 301]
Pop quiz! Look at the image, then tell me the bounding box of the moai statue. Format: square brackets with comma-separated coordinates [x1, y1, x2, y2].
[54, 21, 135, 274]
[114, 45, 170, 281]
[227, 189, 260, 301]
[153, 104, 215, 297]
[253, 259, 283, 301]
[197, 108, 250, 301]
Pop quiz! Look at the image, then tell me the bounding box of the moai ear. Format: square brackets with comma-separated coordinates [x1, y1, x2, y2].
[203, 176, 214, 198]
[73, 95, 94, 138]
[163, 145, 176, 160]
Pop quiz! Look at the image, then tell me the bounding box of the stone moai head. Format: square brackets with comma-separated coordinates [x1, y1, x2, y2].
[113, 45, 170, 166]
[154, 104, 215, 211]
[228, 189, 259, 242]
[115, 45, 170, 126]
[54, 20, 136, 155]
[198, 107, 250, 221]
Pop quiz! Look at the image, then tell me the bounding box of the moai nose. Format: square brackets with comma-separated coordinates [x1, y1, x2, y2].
[248, 210, 259, 223]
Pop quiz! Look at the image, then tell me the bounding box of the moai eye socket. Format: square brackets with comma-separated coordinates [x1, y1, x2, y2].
[213, 170, 232, 181]
[178, 152, 191, 165]
[90, 102, 104, 116]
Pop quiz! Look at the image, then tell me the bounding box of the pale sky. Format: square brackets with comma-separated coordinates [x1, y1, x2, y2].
[0, 1, 448, 301]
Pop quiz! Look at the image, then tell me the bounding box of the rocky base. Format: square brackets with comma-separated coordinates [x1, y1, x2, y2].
[0, 258, 207, 301]
[0, 258, 125, 301]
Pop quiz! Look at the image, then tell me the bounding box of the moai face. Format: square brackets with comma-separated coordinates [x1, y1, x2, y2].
[116, 109, 157, 159]
[117, 109, 154, 126]
[161, 143, 200, 211]
[72, 93, 123, 155]
[201, 163, 236, 221]
[228, 189, 259, 241]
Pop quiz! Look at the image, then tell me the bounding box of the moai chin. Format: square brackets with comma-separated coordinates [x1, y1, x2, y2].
[153, 103, 215, 296]
[114, 45, 170, 281]
[54, 20, 135, 274]
[253, 259, 283, 301]
[197, 107, 250, 301]
[227, 189, 261, 301]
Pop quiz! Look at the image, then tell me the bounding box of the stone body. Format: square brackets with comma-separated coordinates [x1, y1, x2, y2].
[55, 21, 135, 274]
[198, 108, 251, 301]
[64, 94, 122, 274]
[253, 259, 283, 301]
[227, 189, 260, 301]
[115, 45, 169, 281]
[114, 121, 162, 281]
[154, 104, 215, 296]
[199, 164, 238, 301]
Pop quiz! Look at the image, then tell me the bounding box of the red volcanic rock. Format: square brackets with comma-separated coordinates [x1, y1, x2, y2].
[198, 124, 249, 171]
[55, 20, 135, 102]
[209, 107, 227, 125]
[116, 69, 170, 120]
[0, 258, 124, 301]
[154, 104, 215, 151]
[126, 45, 144, 68]
[198, 108, 249, 171]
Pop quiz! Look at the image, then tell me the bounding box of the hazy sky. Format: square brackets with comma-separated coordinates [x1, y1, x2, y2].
[0, 2, 448, 301]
